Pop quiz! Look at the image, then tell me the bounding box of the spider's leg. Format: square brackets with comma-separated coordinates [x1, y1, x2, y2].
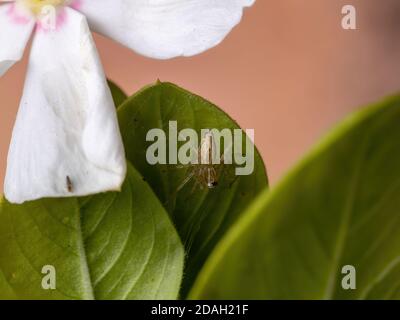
[216, 159, 225, 181]
[164, 168, 195, 210]
[176, 169, 196, 193]
[190, 175, 200, 194]
[218, 153, 240, 188]
[211, 166, 219, 185]
[175, 164, 189, 169]
[193, 167, 204, 190]
[228, 174, 240, 188]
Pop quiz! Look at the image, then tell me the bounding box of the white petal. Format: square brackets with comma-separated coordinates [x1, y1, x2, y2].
[0, 2, 35, 76]
[77, 0, 255, 59]
[4, 7, 126, 204]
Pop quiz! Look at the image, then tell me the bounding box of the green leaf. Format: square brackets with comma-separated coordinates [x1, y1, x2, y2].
[117, 82, 268, 295]
[0, 163, 184, 300]
[189, 96, 400, 299]
[108, 80, 128, 107]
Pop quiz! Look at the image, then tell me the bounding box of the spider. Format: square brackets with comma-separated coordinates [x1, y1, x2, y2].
[175, 131, 234, 193]
[163, 131, 239, 212]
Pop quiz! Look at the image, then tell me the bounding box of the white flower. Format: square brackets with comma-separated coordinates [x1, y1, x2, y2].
[0, 0, 255, 204]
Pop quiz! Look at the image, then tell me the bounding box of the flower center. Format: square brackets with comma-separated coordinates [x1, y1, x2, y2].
[17, 0, 68, 16]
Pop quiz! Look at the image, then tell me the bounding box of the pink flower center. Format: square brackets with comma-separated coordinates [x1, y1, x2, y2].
[17, 0, 68, 15]
[10, 0, 83, 31]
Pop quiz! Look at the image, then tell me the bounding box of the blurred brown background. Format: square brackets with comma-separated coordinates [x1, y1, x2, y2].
[1, 0, 400, 191]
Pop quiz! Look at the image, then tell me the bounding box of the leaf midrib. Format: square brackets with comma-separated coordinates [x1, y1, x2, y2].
[323, 132, 367, 299]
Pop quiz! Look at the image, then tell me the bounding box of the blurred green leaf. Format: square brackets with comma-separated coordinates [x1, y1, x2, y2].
[0, 163, 184, 300]
[108, 80, 128, 107]
[189, 96, 400, 299]
[118, 82, 268, 295]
